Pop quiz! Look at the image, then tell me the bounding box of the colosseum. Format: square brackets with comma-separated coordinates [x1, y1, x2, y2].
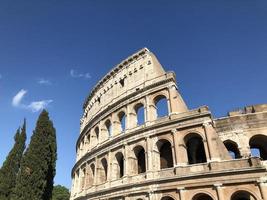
[70, 48, 267, 200]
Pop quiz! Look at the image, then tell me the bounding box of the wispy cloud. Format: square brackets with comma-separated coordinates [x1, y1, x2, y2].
[12, 89, 53, 112]
[70, 69, 91, 79]
[12, 89, 27, 107]
[37, 78, 52, 86]
[27, 100, 53, 112]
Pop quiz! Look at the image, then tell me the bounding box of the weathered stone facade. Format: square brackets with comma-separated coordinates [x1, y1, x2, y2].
[70, 48, 267, 200]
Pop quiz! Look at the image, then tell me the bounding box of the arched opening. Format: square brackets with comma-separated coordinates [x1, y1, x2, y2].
[192, 193, 213, 200]
[249, 134, 267, 160]
[80, 168, 86, 190]
[118, 111, 126, 132]
[91, 127, 99, 147]
[224, 140, 241, 159]
[105, 120, 112, 137]
[161, 196, 175, 200]
[157, 139, 173, 169]
[99, 158, 108, 183]
[88, 163, 95, 187]
[135, 103, 145, 126]
[115, 152, 124, 178]
[154, 95, 168, 118]
[231, 190, 256, 200]
[185, 133, 207, 164]
[134, 146, 146, 174]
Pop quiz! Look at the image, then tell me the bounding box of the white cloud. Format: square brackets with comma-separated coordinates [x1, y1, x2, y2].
[37, 78, 52, 85]
[12, 89, 53, 112]
[12, 89, 27, 107]
[27, 100, 53, 112]
[70, 69, 91, 79]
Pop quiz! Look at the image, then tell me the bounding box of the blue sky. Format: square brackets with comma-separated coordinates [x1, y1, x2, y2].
[0, 0, 267, 189]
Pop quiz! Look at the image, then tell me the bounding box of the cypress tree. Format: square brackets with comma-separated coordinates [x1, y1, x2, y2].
[12, 110, 57, 200]
[0, 120, 26, 200]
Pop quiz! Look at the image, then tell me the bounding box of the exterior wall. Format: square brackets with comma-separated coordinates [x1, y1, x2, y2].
[70, 48, 267, 200]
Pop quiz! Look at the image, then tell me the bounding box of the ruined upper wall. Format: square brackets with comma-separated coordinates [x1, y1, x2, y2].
[80, 48, 168, 129]
[214, 104, 267, 133]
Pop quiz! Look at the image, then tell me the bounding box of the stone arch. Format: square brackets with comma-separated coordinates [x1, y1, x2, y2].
[104, 119, 112, 138]
[249, 134, 267, 160]
[192, 193, 214, 200]
[184, 133, 207, 164]
[87, 163, 95, 187]
[224, 139, 241, 159]
[161, 195, 176, 200]
[230, 190, 256, 200]
[113, 152, 125, 179]
[80, 167, 86, 190]
[133, 145, 146, 174]
[91, 127, 99, 148]
[156, 139, 174, 169]
[154, 94, 169, 118]
[98, 158, 108, 183]
[118, 110, 127, 133]
[134, 103, 145, 126]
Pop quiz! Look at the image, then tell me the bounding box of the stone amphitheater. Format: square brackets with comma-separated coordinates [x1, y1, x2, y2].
[70, 48, 267, 200]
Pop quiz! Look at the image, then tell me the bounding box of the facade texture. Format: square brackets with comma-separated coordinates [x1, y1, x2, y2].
[70, 48, 267, 200]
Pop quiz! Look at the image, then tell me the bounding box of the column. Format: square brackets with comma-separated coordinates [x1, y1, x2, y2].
[171, 129, 177, 166]
[258, 180, 267, 200]
[177, 187, 185, 200]
[203, 122, 220, 162]
[214, 183, 225, 200]
[94, 157, 98, 186]
[146, 136, 153, 179]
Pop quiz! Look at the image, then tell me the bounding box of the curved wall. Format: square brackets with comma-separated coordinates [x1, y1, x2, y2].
[70, 49, 267, 200]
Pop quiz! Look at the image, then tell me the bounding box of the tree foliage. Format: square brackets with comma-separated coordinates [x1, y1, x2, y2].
[12, 110, 57, 200]
[52, 185, 70, 200]
[0, 120, 26, 200]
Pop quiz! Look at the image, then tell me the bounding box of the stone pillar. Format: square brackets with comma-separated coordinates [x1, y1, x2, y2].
[176, 132, 188, 166]
[124, 143, 129, 178]
[203, 122, 220, 162]
[171, 129, 177, 166]
[145, 95, 156, 123]
[258, 179, 267, 200]
[107, 151, 112, 184]
[126, 105, 136, 129]
[214, 183, 225, 200]
[177, 187, 185, 200]
[146, 136, 153, 179]
[94, 157, 98, 186]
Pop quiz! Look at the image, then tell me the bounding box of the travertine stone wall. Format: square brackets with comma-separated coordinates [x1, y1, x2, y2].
[70, 48, 267, 200]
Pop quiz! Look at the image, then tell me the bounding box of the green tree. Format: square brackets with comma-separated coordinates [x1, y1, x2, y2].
[0, 120, 26, 200]
[52, 185, 70, 200]
[12, 110, 57, 200]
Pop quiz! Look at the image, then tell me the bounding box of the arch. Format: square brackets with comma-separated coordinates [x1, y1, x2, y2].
[192, 193, 214, 200]
[99, 158, 108, 183]
[133, 145, 146, 174]
[118, 111, 126, 132]
[185, 133, 207, 164]
[156, 139, 173, 169]
[80, 167, 86, 190]
[91, 127, 99, 147]
[114, 152, 124, 179]
[249, 134, 267, 160]
[224, 140, 241, 159]
[161, 196, 175, 200]
[105, 119, 112, 137]
[88, 163, 95, 187]
[231, 190, 256, 200]
[154, 95, 168, 118]
[135, 103, 145, 125]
